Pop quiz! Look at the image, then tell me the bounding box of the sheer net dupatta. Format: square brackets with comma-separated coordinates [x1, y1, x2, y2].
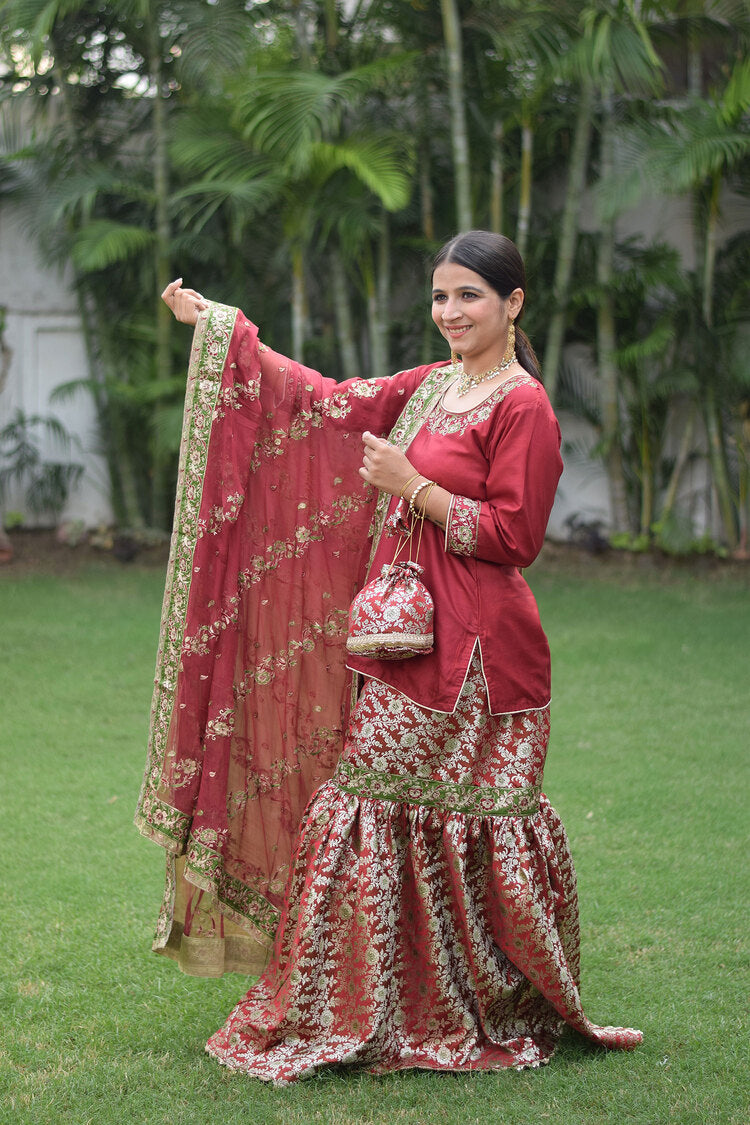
[135, 304, 376, 976]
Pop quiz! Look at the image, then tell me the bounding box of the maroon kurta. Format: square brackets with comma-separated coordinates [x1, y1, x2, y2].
[346, 372, 563, 714]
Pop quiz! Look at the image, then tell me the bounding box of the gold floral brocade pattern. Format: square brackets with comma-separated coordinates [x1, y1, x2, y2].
[206, 659, 642, 1084]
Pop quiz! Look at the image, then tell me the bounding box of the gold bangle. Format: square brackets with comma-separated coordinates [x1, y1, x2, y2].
[400, 472, 421, 499]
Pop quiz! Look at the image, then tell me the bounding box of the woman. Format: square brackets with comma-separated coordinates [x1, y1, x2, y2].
[137, 231, 641, 1084]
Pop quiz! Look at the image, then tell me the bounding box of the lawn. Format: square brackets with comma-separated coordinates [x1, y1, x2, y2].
[0, 550, 748, 1125]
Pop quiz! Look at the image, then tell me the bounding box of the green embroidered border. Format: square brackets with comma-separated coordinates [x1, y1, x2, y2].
[365, 363, 453, 575]
[134, 304, 240, 852]
[334, 759, 541, 817]
[184, 839, 280, 938]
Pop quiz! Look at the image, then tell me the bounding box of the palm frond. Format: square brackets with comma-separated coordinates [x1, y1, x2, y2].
[719, 57, 750, 125]
[171, 173, 283, 232]
[70, 220, 155, 272]
[309, 136, 413, 211]
[233, 56, 416, 165]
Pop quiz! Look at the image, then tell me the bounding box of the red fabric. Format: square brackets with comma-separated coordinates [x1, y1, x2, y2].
[348, 376, 563, 714]
[135, 305, 446, 957]
[206, 660, 642, 1085]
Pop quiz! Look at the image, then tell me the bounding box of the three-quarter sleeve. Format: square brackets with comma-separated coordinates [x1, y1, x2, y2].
[444, 391, 562, 567]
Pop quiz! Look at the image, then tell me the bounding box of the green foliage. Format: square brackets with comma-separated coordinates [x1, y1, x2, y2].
[0, 0, 748, 545]
[0, 409, 83, 521]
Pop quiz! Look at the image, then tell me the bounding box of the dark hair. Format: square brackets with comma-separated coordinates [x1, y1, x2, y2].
[431, 230, 541, 381]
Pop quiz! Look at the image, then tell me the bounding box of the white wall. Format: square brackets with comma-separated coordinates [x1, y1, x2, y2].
[0, 204, 112, 527]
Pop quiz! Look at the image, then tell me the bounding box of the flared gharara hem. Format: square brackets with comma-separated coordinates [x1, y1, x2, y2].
[203, 778, 641, 1086]
[204, 1035, 554, 1088]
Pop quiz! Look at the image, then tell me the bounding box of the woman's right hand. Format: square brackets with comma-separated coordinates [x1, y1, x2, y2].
[161, 278, 210, 325]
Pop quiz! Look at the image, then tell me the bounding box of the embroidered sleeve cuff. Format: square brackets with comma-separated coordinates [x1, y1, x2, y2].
[445, 495, 481, 556]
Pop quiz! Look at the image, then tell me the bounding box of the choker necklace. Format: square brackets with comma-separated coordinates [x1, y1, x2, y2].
[452, 319, 516, 397]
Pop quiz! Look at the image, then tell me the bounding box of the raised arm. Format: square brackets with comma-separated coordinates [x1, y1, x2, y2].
[162, 279, 210, 324]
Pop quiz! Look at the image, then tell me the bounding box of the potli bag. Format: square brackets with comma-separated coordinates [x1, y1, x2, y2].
[346, 487, 435, 661]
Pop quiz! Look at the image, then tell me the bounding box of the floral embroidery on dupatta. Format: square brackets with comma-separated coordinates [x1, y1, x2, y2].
[184, 828, 280, 938]
[135, 303, 240, 855]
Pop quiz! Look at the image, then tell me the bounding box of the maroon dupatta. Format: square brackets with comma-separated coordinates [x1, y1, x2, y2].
[135, 305, 379, 974]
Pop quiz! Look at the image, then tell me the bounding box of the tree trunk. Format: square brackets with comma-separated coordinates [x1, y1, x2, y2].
[439, 0, 472, 230]
[703, 385, 738, 549]
[596, 84, 630, 533]
[658, 401, 696, 529]
[419, 139, 435, 242]
[736, 406, 750, 556]
[376, 215, 391, 374]
[639, 406, 654, 537]
[542, 81, 594, 404]
[291, 243, 309, 362]
[331, 252, 359, 381]
[489, 118, 504, 235]
[149, 17, 173, 529]
[323, 0, 339, 52]
[702, 171, 721, 328]
[367, 219, 390, 380]
[515, 105, 533, 257]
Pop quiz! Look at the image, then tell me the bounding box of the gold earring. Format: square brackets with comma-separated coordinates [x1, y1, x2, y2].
[502, 320, 516, 365]
[450, 349, 459, 367]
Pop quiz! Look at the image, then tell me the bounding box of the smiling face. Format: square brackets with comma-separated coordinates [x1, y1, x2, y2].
[431, 261, 524, 374]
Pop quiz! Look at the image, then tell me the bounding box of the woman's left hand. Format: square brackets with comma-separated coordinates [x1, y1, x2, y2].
[359, 432, 416, 497]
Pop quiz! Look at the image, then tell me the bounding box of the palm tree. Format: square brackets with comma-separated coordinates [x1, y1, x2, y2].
[0, 0, 257, 526]
[566, 0, 664, 532]
[601, 46, 750, 546]
[176, 58, 415, 369]
[440, 0, 473, 231]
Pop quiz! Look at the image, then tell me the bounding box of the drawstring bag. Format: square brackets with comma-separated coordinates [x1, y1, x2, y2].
[346, 494, 434, 661]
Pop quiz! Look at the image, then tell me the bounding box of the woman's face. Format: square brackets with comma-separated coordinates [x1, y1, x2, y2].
[431, 261, 524, 373]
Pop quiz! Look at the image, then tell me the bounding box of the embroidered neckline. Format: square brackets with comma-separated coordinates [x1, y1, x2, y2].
[439, 372, 536, 417]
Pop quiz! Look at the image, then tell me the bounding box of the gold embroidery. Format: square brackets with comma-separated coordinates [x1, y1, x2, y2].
[427, 374, 537, 437]
[233, 726, 343, 808]
[447, 495, 481, 556]
[213, 381, 259, 421]
[335, 759, 541, 817]
[135, 304, 240, 860]
[238, 494, 370, 587]
[205, 709, 236, 740]
[198, 493, 244, 537]
[183, 594, 241, 657]
[234, 611, 348, 699]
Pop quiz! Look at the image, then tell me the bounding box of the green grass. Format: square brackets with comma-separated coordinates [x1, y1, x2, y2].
[1, 556, 748, 1125]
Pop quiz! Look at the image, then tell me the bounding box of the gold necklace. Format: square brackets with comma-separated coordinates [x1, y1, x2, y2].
[454, 353, 517, 397]
[452, 319, 517, 397]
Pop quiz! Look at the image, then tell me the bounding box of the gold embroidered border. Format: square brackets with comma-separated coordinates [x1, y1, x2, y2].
[334, 759, 541, 817]
[365, 364, 453, 575]
[184, 837, 281, 938]
[446, 495, 481, 556]
[426, 374, 536, 436]
[134, 304, 240, 852]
